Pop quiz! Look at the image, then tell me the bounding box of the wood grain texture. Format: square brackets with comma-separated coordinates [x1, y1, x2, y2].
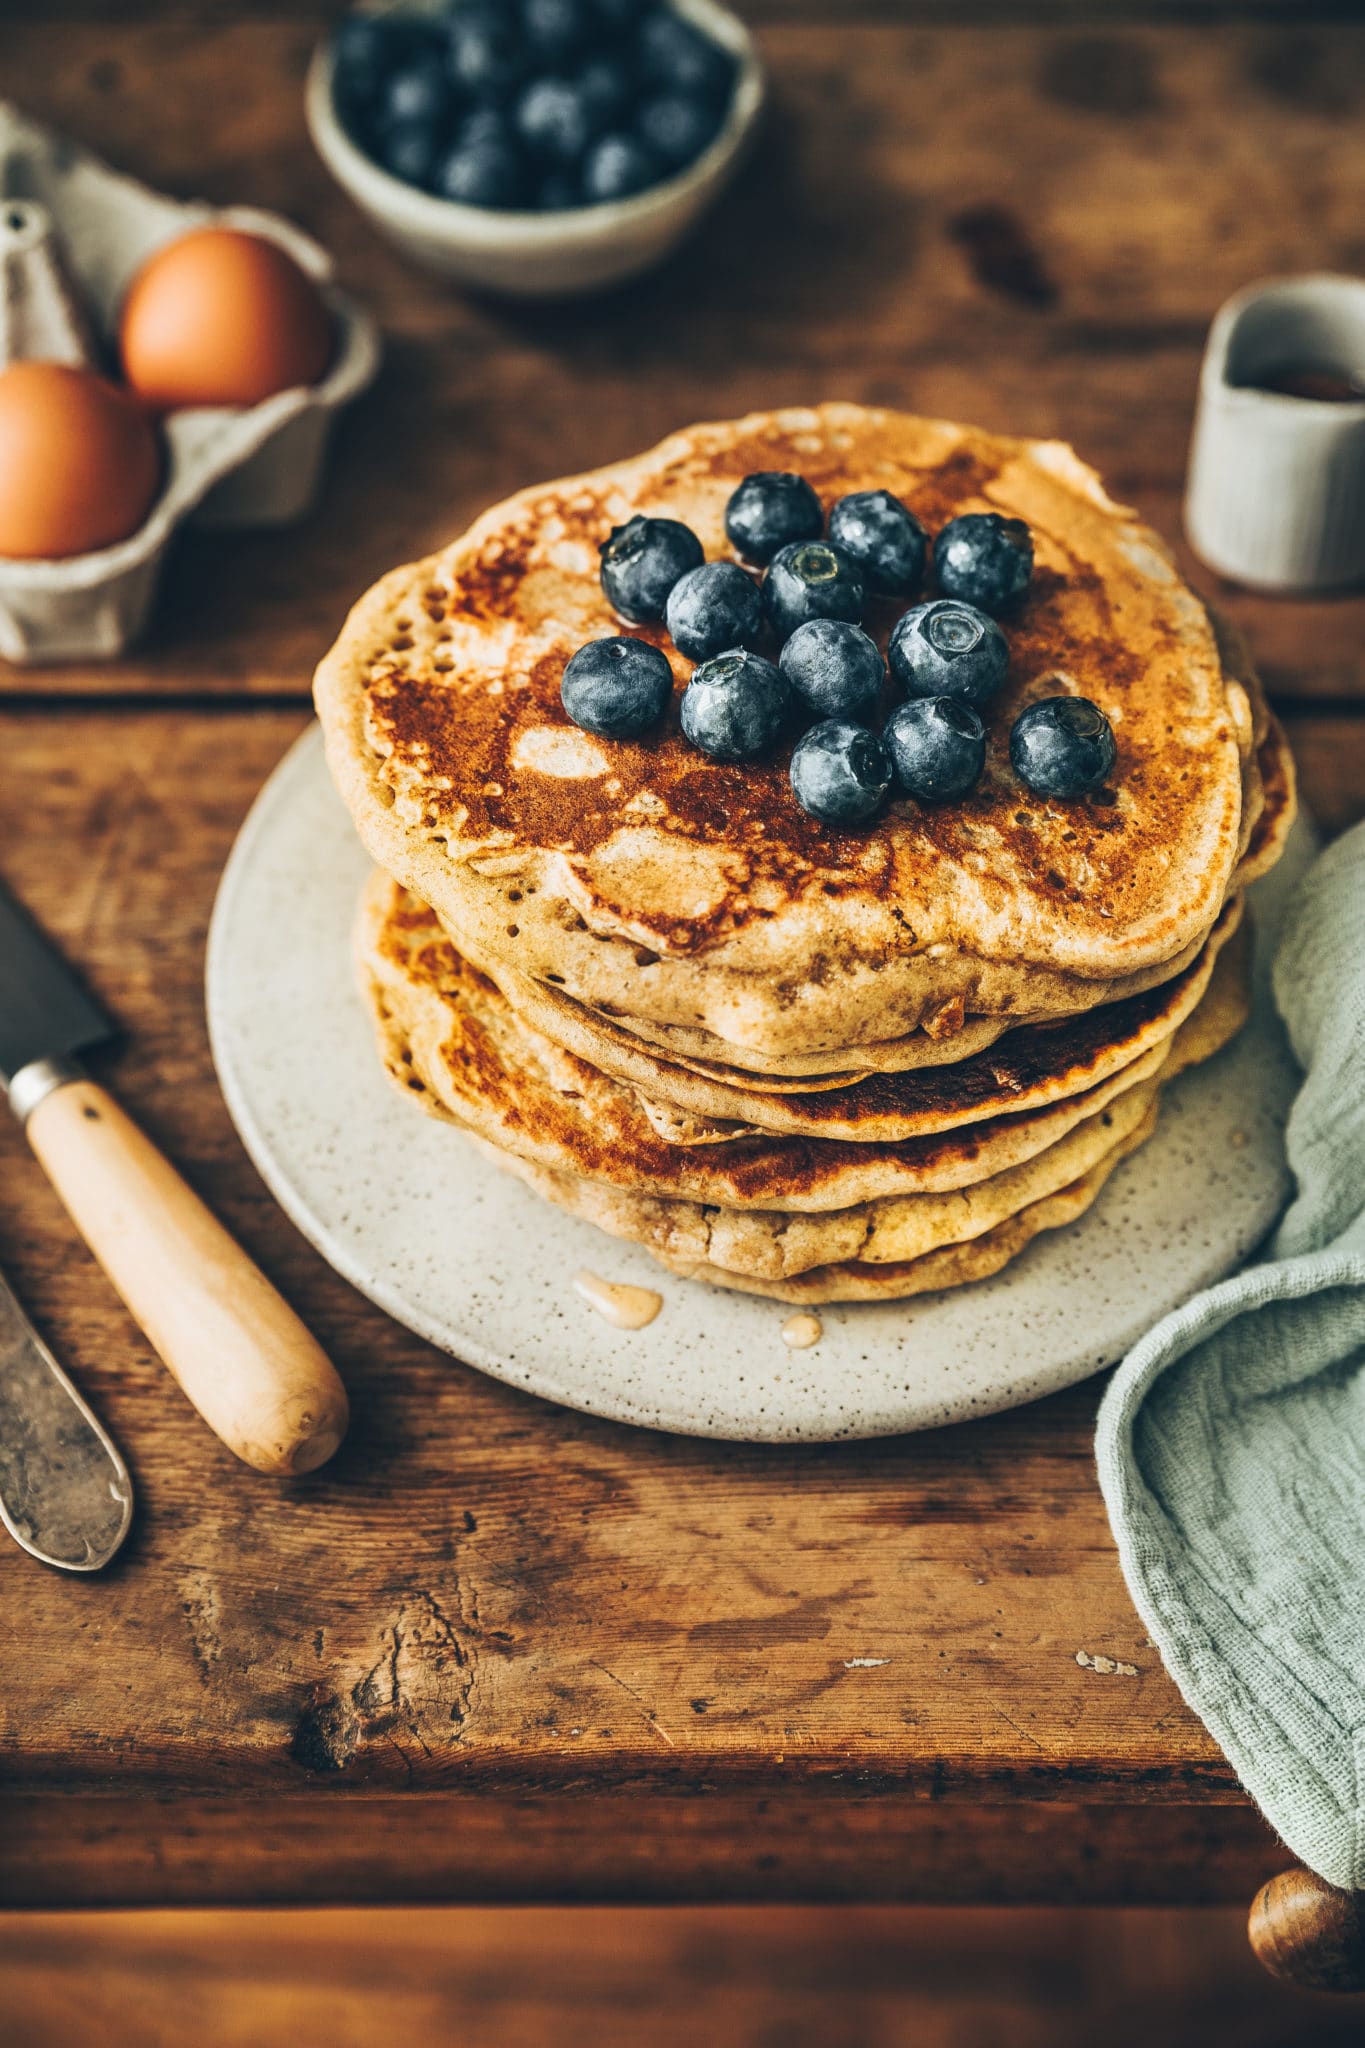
[0, 1791, 1287, 1911]
[0, 705, 1358, 1907]
[8, 1902, 1365, 2048]
[32, 3, 1365, 25]
[2, 2, 1364, 1912]
[1, 13, 1364, 698]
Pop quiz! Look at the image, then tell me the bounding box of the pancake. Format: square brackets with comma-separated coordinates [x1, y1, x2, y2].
[648, 1114, 1157, 1303]
[358, 872, 1251, 1214]
[1228, 712, 1296, 889]
[317, 403, 1267, 1059]
[421, 885, 1243, 1143]
[454, 895, 1242, 1140]
[460, 1095, 1162, 1281]
[489, 715, 1290, 1090]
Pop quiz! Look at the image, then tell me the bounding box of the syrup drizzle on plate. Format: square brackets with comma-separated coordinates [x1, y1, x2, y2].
[781, 1312, 823, 1349]
[573, 1269, 663, 1330]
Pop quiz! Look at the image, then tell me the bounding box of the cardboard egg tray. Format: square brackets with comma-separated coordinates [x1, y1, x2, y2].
[0, 102, 381, 663]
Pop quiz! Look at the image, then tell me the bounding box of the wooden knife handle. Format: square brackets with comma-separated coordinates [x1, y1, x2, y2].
[25, 1078, 348, 1476]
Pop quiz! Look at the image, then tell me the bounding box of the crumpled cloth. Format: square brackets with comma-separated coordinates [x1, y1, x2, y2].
[1097, 821, 1365, 1892]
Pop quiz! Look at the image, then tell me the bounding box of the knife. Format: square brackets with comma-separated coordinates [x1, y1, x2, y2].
[0, 1266, 133, 1571]
[0, 881, 348, 1476]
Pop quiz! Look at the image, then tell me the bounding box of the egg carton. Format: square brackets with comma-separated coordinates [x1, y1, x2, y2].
[0, 102, 381, 663]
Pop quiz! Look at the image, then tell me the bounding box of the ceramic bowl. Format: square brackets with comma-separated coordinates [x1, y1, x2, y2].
[1185, 273, 1365, 593]
[305, 0, 765, 298]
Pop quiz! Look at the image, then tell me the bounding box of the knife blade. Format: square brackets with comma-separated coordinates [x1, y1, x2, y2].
[0, 882, 112, 1090]
[0, 877, 348, 1476]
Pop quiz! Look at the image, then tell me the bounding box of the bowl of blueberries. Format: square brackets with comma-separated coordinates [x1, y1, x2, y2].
[307, 0, 763, 296]
[561, 473, 1119, 827]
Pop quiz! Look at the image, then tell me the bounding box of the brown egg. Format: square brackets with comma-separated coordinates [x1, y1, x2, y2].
[0, 361, 162, 560]
[119, 227, 333, 412]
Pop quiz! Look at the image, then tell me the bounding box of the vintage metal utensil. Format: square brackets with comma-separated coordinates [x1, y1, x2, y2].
[0, 880, 349, 1476]
[0, 1270, 133, 1571]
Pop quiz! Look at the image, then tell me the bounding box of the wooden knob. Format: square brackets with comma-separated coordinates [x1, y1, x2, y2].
[25, 1079, 348, 1476]
[1249, 1867, 1365, 1994]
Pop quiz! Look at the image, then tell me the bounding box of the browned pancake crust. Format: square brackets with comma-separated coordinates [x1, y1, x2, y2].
[540, 715, 1290, 1085]
[361, 878, 1250, 1212]
[365, 432, 1233, 946]
[317, 406, 1271, 1057]
[447, 892, 1241, 1142]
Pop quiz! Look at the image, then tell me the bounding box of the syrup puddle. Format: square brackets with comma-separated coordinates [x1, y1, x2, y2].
[573, 1269, 663, 1330]
[781, 1312, 823, 1349]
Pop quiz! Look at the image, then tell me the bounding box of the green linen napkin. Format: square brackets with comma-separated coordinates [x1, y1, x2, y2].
[1096, 820, 1365, 1893]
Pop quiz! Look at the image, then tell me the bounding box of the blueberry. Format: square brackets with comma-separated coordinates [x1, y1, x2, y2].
[763, 540, 865, 642]
[888, 600, 1008, 708]
[725, 471, 823, 566]
[779, 619, 884, 720]
[522, 0, 592, 67]
[1009, 696, 1116, 798]
[680, 650, 789, 762]
[332, 16, 412, 115]
[636, 92, 723, 170]
[515, 76, 597, 163]
[934, 512, 1033, 615]
[537, 168, 582, 210]
[590, 0, 650, 26]
[436, 138, 527, 208]
[827, 490, 926, 598]
[457, 105, 515, 152]
[447, 5, 525, 101]
[790, 720, 892, 826]
[665, 562, 762, 662]
[576, 54, 632, 129]
[381, 119, 441, 188]
[590, 0, 651, 27]
[599, 514, 704, 622]
[333, 16, 396, 86]
[583, 132, 664, 201]
[336, 90, 382, 154]
[562, 635, 673, 739]
[381, 53, 453, 133]
[638, 10, 737, 104]
[884, 697, 986, 802]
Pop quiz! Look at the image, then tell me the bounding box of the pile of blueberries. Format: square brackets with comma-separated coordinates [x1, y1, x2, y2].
[561, 472, 1118, 826]
[331, 0, 739, 211]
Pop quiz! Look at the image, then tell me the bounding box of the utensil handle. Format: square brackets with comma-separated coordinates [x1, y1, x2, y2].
[25, 1078, 348, 1476]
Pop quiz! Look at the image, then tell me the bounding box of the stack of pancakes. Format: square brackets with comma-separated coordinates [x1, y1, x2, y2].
[315, 405, 1296, 1304]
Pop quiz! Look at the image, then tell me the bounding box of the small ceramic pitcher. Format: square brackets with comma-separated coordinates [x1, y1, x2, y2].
[1185, 273, 1365, 593]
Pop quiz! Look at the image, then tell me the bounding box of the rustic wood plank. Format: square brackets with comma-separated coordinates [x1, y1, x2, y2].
[3, 0, 1364, 1912]
[35, 4, 1365, 23]
[2, 15, 1364, 698]
[3, 1793, 1288, 1911]
[0, 703, 1357, 1909]
[9, 1901, 1364, 2048]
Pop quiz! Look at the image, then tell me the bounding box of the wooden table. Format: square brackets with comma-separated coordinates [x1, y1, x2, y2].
[2, 3, 1363, 1919]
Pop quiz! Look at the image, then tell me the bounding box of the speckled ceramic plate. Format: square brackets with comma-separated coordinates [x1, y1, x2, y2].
[206, 726, 1307, 1442]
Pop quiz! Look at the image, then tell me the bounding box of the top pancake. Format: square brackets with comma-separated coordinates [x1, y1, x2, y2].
[445, 717, 1290, 1095]
[316, 404, 1258, 1057]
